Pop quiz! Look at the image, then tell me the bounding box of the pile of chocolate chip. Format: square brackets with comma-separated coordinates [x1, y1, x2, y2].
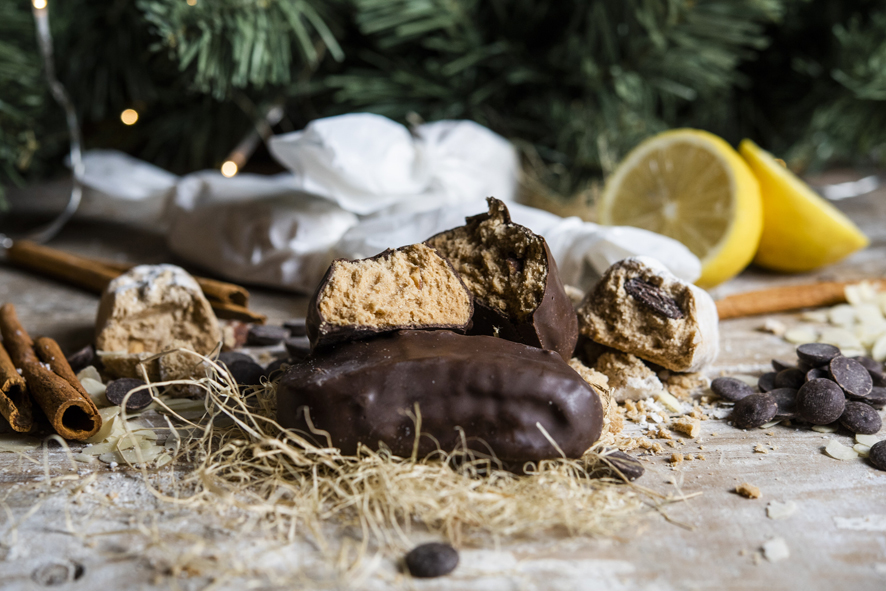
[712, 343, 886, 470]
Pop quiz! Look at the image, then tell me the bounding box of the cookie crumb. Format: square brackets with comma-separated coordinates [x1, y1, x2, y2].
[753, 444, 769, 454]
[735, 482, 761, 499]
[669, 452, 684, 465]
[672, 417, 701, 439]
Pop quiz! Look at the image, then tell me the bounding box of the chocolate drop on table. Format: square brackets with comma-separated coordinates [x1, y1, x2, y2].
[796, 343, 841, 366]
[758, 372, 777, 393]
[226, 360, 265, 386]
[284, 337, 311, 361]
[869, 441, 886, 471]
[283, 318, 307, 337]
[797, 378, 846, 425]
[769, 388, 798, 419]
[731, 393, 778, 429]
[829, 356, 873, 398]
[600, 450, 644, 481]
[246, 324, 290, 346]
[105, 378, 153, 410]
[775, 368, 806, 390]
[405, 543, 459, 578]
[806, 367, 830, 382]
[839, 401, 883, 435]
[852, 355, 884, 379]
[771, 359, 795, 372]
[711, 377, 755, 402]
[66, 344, 95, 374]
[863, 387, 886, 410]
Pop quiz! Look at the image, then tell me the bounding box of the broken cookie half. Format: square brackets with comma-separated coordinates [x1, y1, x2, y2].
[577, 257, 718, 372]
[426, 197, 578, 361]
[307, 243, 473, 349]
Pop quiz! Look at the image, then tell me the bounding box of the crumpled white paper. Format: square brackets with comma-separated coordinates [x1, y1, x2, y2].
[68, 113, 701, 294]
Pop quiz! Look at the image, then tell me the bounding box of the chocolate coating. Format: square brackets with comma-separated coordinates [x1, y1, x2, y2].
[426, 198, 578, 361]
[277, 331, 603, 471]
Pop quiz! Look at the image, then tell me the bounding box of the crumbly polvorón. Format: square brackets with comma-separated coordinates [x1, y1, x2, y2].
[577, 257, 718, 372]
[426, 197, 578, 361]
[95, 264, 221, 378]
[307, 244, 473, 349]
[593, 351, 664, 402]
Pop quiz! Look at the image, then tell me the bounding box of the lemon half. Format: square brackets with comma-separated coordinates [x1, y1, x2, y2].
[739, 139, 869, 273]
[598, 129, 763, 288]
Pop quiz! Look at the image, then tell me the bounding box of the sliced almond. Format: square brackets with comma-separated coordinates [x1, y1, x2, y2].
[828, 304, 857, 327]
[855, 434, 881, 446]
[785, 326, 818, 344]
[812, 424, 838, 433]
[872, 334, 886, 362]
[818, 327, 863, 351]
[825, 439, 859, 461]
[853, 444, 871, 458]
[766, 501, 797, 520]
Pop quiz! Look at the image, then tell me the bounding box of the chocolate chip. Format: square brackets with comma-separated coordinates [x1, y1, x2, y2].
[796, 343, 841, 366]
[839, 401, 883, 435]
[873, 372, 886, 388]
[769, 388, 798, 419]
[852, 355, 885, 380]
[758, 372, 777, 393]
[623, 278, 684, 320]
[797, 379, 846, 425]
[711, 377, 755, 402]
[829, 356, 873, 398]
[65, 345, 95, 374]
[218, 351, 254, 366]
[283, 318, 307, 337]
[105, 378, 154, 410]
[869, 441, 886, 471]
[806, 367, 830, 382]
[731, 393, 778, 429]
[284, 336, 311, 360]
[775, 368, 805, 390]
[405, 542, 459, 578]
[263, 358, 293, 378]
[771, 359, 794, 372]
[246, 324, 289, 346]
[598, 450, 644, 482]
[862, 387, 886, 410]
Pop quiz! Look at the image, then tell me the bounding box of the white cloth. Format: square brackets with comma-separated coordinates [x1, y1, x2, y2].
[69, 113, 701, 295]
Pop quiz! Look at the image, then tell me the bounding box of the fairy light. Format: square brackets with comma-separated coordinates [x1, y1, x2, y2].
[220, 161, 239, 178]
[187, 0, 197, 5]
[32, 0, 47, 10]
[120, 109, 139, 125]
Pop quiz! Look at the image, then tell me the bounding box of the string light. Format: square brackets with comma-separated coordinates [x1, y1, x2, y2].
[220, 161, 239, 178]
[187, 0, 197, 5]
[120, 109, 139, 125]
[32, 0, 47, 10]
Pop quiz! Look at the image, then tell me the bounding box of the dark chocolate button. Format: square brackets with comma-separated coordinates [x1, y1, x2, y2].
[769, 388, 798, 419]
[246, 325, 290, 346]
[869, 441, 886, 471]
[218, 351, 254, 366]
[797, 378, 846, 425]
[873, 372, 886, 388]
[105, 378, 154, 410]
[710, 377, 755, 402]
[599, 450, 644, 482]
[806, 367, 830, 382]
[263, 358, 292, 378]
[830, 356, 873, 398]
[225, 360, 265, 386]
[731, 393, 778, 429]
[775, 368, 805, 390]
[852, 355, 884, 379]
[797, 343, 841, 366]
[284, 337, 311, 360]
[405, 543, 459, 578]
[66, 345, 95, 374]
[771, 359, 794, 372]
[758, 372, 777, 393]
[862, 387, 886, 410]
[839, 401, 883, 435]
[283, 318, 307, 337]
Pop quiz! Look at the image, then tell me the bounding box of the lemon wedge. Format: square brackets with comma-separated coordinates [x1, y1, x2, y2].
[739, 139, 869, 273]
[598, 129, 763, 288]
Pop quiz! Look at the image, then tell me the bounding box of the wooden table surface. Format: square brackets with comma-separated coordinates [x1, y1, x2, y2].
[1, 171, 885, 590]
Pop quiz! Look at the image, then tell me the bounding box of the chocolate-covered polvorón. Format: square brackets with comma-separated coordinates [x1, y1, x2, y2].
[276, 331, 603, 470]
[306, 244, 473, 349]
[425, 197, 578, 361]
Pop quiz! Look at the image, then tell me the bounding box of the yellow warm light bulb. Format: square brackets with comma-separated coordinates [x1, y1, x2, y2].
[221, 161, 239, 178]
[120, 109, 139, 125]
[32, 0, 47, 9]
[187, 0, 197, 5]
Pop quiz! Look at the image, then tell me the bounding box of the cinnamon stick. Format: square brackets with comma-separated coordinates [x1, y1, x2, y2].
[35, 337, 98, 412]
[5, 240, 257, 320]
[716, 279, 886, 320]
[0, 304, 101, 440]
[0, 341, 33, 432]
